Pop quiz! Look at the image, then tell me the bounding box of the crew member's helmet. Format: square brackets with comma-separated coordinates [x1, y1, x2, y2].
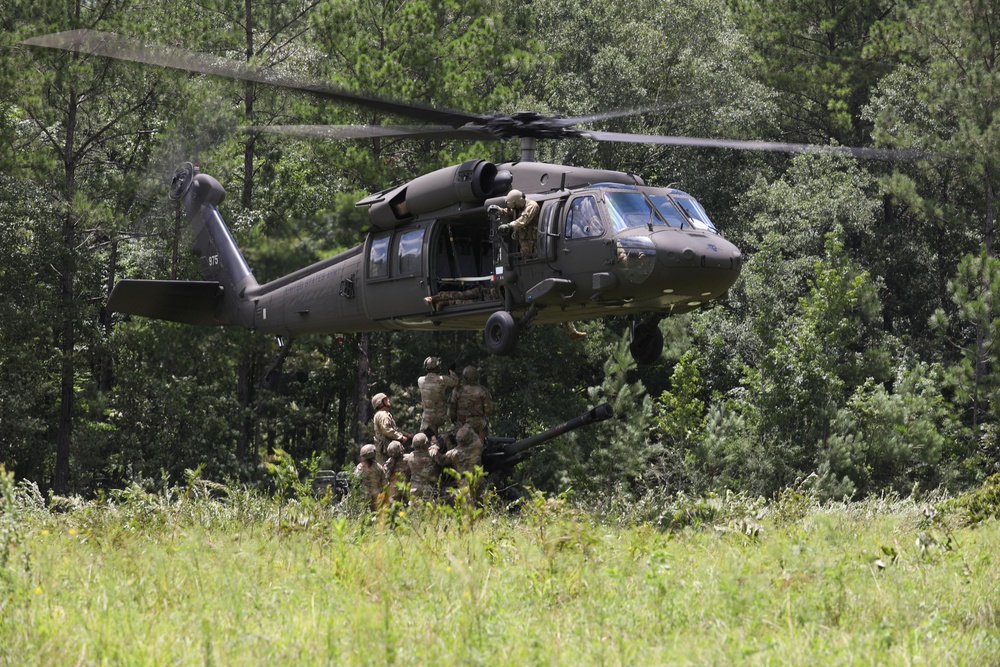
[360, 444, 376, 461]
[456, 424, 475, 445]
[412, 433, 429, 450]
[387, 440, 404, 459]
[423, 356, 441, 372]
[462, 365, 479, 383]
[371, 392, 388, 411]
[505, 189, 525, 208]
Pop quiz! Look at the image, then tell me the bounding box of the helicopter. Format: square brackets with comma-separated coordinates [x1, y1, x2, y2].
[23, 30, 919, 368]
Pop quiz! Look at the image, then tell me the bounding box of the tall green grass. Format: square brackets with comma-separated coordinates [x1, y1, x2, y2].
[2, 470, 998, 665]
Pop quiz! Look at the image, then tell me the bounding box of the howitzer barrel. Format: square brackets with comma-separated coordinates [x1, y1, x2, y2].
[484, 402, 614, 472]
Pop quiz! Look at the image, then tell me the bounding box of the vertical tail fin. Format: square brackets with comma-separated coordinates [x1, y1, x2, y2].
[107, 164, 259, 327]
[171, 163, 259, 326]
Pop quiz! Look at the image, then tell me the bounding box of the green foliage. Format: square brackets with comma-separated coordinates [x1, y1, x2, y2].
[933, 248, 1000, 430]
[262, 447, 319, 502]
[3, 480, 1000, 664]
[649, 350, 709, 492]
[710, 228, 893, 496]
[559, 335, 654, 497]
[731, 0, 895, 145]
[310, 0, 534, 185]
[941, 473, 1000, 526]
[4, 0, 1000, 505]
[0, 467, 19, 573]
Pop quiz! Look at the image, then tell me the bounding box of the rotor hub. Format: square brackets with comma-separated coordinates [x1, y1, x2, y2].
[169, 162, 197, 200]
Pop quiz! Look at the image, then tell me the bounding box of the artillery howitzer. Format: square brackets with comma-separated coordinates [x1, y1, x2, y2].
[313, 402, 614, 499]
[482, 402, 614, 492]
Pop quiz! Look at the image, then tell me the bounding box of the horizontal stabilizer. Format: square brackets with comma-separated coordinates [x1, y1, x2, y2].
[108, 280, 224, 326]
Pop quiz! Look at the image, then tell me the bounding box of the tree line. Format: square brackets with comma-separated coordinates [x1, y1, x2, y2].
[1, 0, 998, 502]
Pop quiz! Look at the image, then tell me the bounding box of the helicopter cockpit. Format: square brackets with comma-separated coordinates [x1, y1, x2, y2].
[595, 185, 719, 234]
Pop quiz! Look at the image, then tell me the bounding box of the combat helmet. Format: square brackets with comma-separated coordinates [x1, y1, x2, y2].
[371, 392, 388, 411]
[411, 432, 429, 450]
[387, 440, 404, 459]
[505, 189, 525, 208]
[456, 424, 475, 445]
[462, 365, 479, 383]
[359, 444, 376, 461]
[423, 356, 441, 372]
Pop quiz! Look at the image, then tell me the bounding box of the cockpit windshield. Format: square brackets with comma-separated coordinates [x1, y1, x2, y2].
[603, 188, 718, 233]
[605, 191, 660, 232]
[671, 194, 717, 232]
[646, 195, 687, 228]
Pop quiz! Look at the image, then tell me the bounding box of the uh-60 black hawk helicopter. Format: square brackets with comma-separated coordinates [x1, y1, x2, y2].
[25, 30, 919, 369]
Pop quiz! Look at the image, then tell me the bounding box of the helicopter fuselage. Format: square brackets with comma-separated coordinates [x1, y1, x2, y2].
[108, 159, 742, 362]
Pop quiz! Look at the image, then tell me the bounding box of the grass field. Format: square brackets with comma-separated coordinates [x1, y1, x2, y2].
[2, 475, 998, 666]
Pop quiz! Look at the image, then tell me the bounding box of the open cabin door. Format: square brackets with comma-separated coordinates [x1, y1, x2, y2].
[424, 216, 497, 302]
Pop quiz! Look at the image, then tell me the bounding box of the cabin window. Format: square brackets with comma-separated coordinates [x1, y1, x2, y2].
[565, 195, 605, 239]
[369, 233, 391, 279]
[397, 228, 424, 276]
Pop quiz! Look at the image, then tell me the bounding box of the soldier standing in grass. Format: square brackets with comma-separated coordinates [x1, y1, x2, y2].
[372, 392, 410, 464]
[405, 432, 443, 503]
[443, 424, 484, 499]
[417, 356, 459, 435]
[384, 439, 409, 504]
[353, 444, 386, 510]
[448, 365, 494, 442]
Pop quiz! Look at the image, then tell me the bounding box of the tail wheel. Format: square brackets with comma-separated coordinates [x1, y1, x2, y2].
[630, 321, 663, 365]
[484, 311, 519, 355]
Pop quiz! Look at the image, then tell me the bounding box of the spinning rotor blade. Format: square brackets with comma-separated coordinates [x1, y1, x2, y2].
[22, 29, 483, 126]
[246, 124, 496, 142]
[561, 103, 681, 127]
[583, 130, 931, 160]
[24, 30, 931, 161]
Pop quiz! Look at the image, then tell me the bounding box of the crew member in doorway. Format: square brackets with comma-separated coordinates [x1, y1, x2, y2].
[498, 189, 539, 254]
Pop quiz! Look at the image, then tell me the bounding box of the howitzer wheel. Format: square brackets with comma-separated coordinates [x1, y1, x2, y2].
[484, 310, 519, 355]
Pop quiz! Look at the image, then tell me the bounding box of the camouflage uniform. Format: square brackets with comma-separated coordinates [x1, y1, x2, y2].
[418, 357, 460, 433]
[372, 392, 407, 464]
[384, 440, 409, 504]
[501, 190, 539, 254]
[443, 425, 484, 495]
[510, 199, 540, 253]
[404, 432, 442, 502]
[353, 444, 387, 510]
[448, 365, 494, 441]
[423, 286, 500, 312]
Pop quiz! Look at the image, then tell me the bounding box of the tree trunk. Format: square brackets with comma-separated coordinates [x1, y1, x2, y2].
[352, 332, 371, 447]
[53, 85, 80, 495]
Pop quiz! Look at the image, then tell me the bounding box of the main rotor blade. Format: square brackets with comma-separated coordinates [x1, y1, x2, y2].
[563, 103, 681, 127]
[246, 124, 496, 141]
[22, 30, 484, 127]
[584, 130, 932, 160]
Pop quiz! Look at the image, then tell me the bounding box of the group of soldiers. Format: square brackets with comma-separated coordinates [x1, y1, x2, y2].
[353, 356, 494, 509]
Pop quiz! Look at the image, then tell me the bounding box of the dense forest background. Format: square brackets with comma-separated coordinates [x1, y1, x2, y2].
[2, 0, 998, 503]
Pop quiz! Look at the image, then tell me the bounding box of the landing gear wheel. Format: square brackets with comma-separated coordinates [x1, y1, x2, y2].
[484, 311, 519, 355]
[630, 322, 664, 365]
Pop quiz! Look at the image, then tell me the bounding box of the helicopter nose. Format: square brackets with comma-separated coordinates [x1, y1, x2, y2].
[615, 231, 742, 300]
[662, 233, 743, 297]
